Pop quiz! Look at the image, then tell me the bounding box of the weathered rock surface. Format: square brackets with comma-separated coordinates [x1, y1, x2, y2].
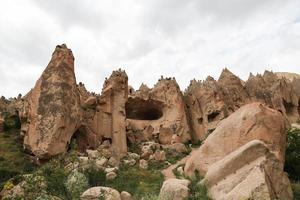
[80, 186, 121, 200]
[22, 44, 83, 159]
[202, 140, 293, 200]
[159, 178, 190, 200]
[126, 77, 191, 144]
[185, 69, 300, 140]
[185, 102, 288, 176]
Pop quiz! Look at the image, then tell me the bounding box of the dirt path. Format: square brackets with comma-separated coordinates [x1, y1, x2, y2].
[162, 148, 196, 180]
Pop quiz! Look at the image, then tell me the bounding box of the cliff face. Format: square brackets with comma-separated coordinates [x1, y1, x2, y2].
[4, 44, 299, 159]
[126, 77, 191, 145]
[185, 69, 300, 140]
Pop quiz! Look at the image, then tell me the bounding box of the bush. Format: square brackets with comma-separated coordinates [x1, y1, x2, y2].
[285, 128, 300, 181]
[83, 166, 106, 187]
[292, 182, 300, 200]
[38, 160, 71, 199]
[188, 170, 211, 200]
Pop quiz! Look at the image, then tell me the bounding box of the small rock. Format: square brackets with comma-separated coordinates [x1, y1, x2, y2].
[102, 140, 111, 148]
[101, 149, 113, 158]
[79, 157, 89, 165]
[159, 178, 190, 200]
[153, 150, 166, 161]
[81, 186, 121, 200]
[141, 146, 153, 159]
[95, 157, 108, 168]
[108, 157, 118, 167]
[120, 191, 132, 200]
[139, 159, 148, 170]
[106, 172, 117, 180]
[105, 167, 118, 173]
[127, 152, 140, 160]
[123, 159, 136, 166]
[86, 150, 99, 159]
[176, 166, 184, 176]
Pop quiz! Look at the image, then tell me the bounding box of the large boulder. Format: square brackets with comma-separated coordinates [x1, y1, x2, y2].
[185, 102, 288, 176]
[22, 44, 83, 158]
[202, 140, 293, 200]
[159, 178, 190, 200]
[80, 187, 121, 200]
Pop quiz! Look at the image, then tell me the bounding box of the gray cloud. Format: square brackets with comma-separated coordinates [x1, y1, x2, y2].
[0, 0, 300, 97]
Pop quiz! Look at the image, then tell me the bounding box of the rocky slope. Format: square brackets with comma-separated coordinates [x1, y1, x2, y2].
[0, 44, 299, 199]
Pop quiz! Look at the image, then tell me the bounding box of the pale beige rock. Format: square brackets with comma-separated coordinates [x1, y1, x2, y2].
[185, 102, 288, 177]
[106, 171, 117, 180]
[152, 150, 166, 161]
[86, 150, 100, 159]
[95, 157, 108, 168]
[80, 186, 121, 200]
[139, 159, 148, 169]
[159, 178, 190, 200]
[162, 143, 188, 154]
[120, 191, 132, 200]
[83, 96, 97, 107]
[108, 157, 118, 167]
[202, 140, 293, 200]
[123, 159, 136, 166]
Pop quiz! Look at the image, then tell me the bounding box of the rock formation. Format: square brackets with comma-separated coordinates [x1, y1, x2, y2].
[126, 77, 191, 144]
[202, 140, 293, 200]
[96, 69, 128, 157]
[184, 103, 289, 176]
[22, 44, 83, 159]
[185, 69, 300, 140]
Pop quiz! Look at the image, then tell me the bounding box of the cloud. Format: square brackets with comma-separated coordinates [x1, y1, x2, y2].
[0, 0, 300, 97]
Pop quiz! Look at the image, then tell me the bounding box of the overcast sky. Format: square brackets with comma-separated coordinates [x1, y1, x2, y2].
[0, 0, 300, 97]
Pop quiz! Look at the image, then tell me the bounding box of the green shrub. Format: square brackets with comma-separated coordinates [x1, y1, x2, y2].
[285, 128, 300, 181]
[188, 170, 211, 200]
[83, 166, 106, 187]
[292, 182, 300, 200]
[38, 160, 71, 199]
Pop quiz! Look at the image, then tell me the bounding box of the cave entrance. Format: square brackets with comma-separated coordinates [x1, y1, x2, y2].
[125, 97, 163, 120]
[70, 126, 90, 153]
[207, 111, 220, 123]
[283, 99, 294, 115]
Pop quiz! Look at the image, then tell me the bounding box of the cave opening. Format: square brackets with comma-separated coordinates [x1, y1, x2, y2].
[70, 126, 90, 153]
[125, 98, 163, 120]
[283, 99, 294, 115]
[207, 111, 220, 123]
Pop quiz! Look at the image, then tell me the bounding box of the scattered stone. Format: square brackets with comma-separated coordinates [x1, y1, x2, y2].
[105, 167, 118, 174]
[108, 157, 118, 167]
[123, 159, 136, 166]
[120, 191, 132, 200]
[86, 150, 100, 159]
[127, 152, 140, 160]
[106, 172, 117, 180]
[152, 150, 166, 161]
[81, 186, 121, 200]
[159, 178, 190, 200]
[95, 157, 108, 168]
[139, 159, 148, 170]
[176, 166, 184, 176]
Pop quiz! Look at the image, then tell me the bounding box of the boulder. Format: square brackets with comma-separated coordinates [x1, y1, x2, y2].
[22, 44, 83, 158]
[202, 140, 293, 200]
[120, 191, 132, 200]
[80, 186, 121, 200]
[139, 159, 148, 170]
[185, 102, 288, 177]
[159, 178, 190, 200]
[106, 172, 117, 180]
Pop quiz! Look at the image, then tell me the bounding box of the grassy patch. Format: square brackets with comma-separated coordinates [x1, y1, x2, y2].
[105, 165, 164, 199]
[0, 129, 36, 190]
[187, 171, 211, 200]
